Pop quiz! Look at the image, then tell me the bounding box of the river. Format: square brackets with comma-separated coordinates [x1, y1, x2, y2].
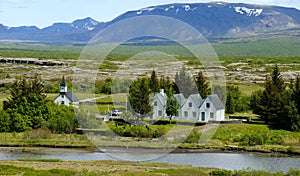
[0, 148, 299, 173]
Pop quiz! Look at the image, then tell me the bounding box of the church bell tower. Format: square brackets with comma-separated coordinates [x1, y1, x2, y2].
[60, 76, 67, 94]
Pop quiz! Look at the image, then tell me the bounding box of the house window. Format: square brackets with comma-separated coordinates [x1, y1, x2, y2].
[206, 103, 210, 108]
[210, 112, 214, 119]
[189, 102, 192, 107]
[184, 111, 188, 117]
[158, 110, 162, 116]
[193, 112, 197, 118]
[154, 101, 158, 106]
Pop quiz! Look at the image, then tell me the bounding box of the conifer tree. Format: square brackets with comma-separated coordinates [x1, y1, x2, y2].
[159, 76, 174, 97]
[293, 76, 300, 114]
[128, 77, 151, 123]
[149, 70, 159, 93]
[174, 66, 197, 97]
[194, 71, 211, 98]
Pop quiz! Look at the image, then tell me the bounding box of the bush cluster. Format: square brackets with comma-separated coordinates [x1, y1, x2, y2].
[111, 124, 166, 138]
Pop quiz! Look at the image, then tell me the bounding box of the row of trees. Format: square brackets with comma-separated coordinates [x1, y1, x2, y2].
[250, 65, 300, 131]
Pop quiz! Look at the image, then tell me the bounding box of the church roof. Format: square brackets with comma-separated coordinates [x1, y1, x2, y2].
[66, 92, 79, 102]
[60, 76, 66, 87]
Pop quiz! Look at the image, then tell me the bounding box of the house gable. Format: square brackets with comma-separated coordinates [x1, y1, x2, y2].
[199, 94, 225, 121]
[152, 90, 167, 118]
[180, 94, 203, 120]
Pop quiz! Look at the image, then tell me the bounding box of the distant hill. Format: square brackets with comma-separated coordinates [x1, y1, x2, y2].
[0, 2, 299, 45]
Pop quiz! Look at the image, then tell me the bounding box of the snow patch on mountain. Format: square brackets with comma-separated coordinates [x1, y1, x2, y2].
[234, 6, 263, 17]
[183, 5, 191, 11]
[136, 7, 156, 15]
[182, 5, 197, 12]
[165, 5, 175, 11]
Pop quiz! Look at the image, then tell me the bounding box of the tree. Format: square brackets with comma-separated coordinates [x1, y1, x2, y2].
[293, 76, 300, 114]
[226, 87, 235, 114]
[0, 110, 11, 132]
[250, 90, 263, 115]
[3, 76, 49, 131]
[128, 77, 151, 123]
[159, 76, 174, 97]
[259, 65, 285, 124]
[46, 104, 78, 134]
[101, 78, 113, 94]
[212, 85, 225, 103]
[174, 66, 197, 97]
[149, 70, 159, 93]
[225, 86, 249, 114]
[194, 71, 211, 99]
[166, 96, 179, 121]
[250, 65, 300, 131]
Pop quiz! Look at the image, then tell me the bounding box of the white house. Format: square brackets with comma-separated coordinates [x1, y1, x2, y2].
[54, 76, 79, 106]
[152, 89, 225, 121]
[198, 94, 225, 122]
[152, 89, 167, 118]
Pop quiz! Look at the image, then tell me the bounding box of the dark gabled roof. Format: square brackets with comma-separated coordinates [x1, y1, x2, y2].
[173, 93, 186, 107]
[189, 94, 203, 108]
[66, 91, 79, 102]
[60, 76, 66, 87]
[208, 94, 224, 110]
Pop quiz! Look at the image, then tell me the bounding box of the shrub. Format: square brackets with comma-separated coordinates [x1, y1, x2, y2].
[110, 124, 166, 138]
[210, 170, 232, 176]
[269, 135, 285, 145]
[24, 128, 52, 139]
[240, 134, 265, 146]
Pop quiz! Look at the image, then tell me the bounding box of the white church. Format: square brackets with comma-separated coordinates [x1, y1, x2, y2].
[54, 76, 79, 106]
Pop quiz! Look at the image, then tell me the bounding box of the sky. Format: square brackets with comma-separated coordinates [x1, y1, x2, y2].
[0, 0, 299, 28]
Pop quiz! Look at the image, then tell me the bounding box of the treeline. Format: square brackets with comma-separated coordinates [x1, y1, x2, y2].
[250, 65, 300, 131]
[0, 76, 99, 133]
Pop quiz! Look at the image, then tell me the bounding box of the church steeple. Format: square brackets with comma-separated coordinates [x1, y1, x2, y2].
[60, 76, 67, 93]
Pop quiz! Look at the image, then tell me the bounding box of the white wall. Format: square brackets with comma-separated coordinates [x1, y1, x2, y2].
[54, 95, 72, 106]
[152, 98, 166, 118]
[199, 98, 225, 122]
[179, 98, 199, 120]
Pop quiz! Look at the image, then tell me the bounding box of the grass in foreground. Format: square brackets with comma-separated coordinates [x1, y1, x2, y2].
[0, 160, 300, 176]
[0, 132, 93, 149]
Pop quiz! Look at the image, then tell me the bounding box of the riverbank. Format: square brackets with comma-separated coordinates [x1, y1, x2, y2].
[0, 159, 299, 176]
[0, 123, 299, 156]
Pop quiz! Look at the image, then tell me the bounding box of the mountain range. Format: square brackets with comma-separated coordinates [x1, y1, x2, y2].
[0, 2, 299, 45]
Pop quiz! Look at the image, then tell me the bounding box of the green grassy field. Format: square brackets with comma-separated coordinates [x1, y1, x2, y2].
[0, 36, 299, 60]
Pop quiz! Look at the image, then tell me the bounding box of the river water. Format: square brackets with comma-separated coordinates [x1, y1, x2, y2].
[0, 149, 299, 173]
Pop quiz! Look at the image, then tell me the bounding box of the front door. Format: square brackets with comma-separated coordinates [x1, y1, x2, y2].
[201, 112, 205, 121]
